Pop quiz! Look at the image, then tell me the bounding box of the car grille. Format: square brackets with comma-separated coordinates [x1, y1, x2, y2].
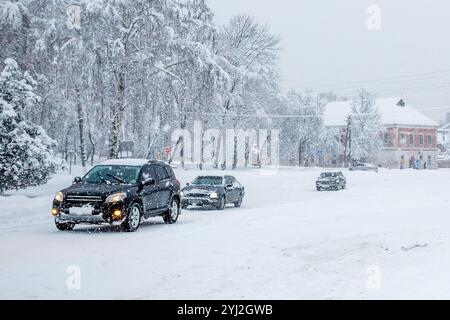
[66, 195, 103, 203]
[186, 193, 210, 198]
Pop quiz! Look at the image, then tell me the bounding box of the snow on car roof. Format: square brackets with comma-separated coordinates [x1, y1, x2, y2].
[100, 159, 150, 166]
[324, 97, 439, 127]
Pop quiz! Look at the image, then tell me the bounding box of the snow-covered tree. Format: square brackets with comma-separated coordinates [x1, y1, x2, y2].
[349, 89, 382, 163]
[318, 126, 344, 166]
[0, 1, 287, 170]
[283, 90, 324, 166]
[0, 58, 57, 193]
[214, 14, 281, 169]
[0, 0, 30, 64]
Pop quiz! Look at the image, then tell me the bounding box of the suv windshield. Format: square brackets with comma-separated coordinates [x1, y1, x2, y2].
[321, 172, 338, 178]
[192, 176, 223, 186]
[83, 165, 141, 185]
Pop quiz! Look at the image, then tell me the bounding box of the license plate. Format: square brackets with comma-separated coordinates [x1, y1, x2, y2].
[69, 206, 94, 216]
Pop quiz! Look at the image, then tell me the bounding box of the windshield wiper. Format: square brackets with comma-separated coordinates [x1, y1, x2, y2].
[96, 172, 108, 184]
[106, 174, 126, 184]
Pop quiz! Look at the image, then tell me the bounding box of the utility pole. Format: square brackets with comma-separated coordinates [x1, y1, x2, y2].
[344, 115, 352, 167]
[348, 116, 352, 167]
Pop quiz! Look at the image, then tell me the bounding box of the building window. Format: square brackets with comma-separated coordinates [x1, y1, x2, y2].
[409, 134, 414, 145]
[419, 135, 424, 145]
[428, 135, 433, 145]
[384, 133, 389, 144]
[400, 133, 406, 145]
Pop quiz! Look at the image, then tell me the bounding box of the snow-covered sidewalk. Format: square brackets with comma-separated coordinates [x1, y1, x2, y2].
[1, 167, 450, 299]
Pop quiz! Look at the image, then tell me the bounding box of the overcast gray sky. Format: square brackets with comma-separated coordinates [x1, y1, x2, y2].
[208, 0, 450, 121]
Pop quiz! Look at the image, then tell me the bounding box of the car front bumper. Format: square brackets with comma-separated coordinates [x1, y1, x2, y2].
[182, 197, 218, 207]
[316, 183, 338, 189]
[53, 201, 127, 225]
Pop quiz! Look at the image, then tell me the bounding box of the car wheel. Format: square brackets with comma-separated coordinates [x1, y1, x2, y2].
[216, 195, 226, 210]
[234, 197, 242, 208]
[316, 187, 321, 191]
[122, 203, 142, 232]
[163, 198, 180, 224]
[55, 221, 75, 231]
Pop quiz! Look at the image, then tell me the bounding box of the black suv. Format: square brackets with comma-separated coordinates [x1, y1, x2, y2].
[52, 159, 181, 232]
[316, 172, 346, 191]
[181, 175, 245, 210]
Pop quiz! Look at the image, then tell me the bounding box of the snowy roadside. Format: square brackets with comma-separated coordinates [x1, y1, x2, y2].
[0, 166, 86, 231]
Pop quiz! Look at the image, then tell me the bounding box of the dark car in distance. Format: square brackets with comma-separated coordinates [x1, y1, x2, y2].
[181, 175, 245, 210]
[52, 159, 181, 232]
[349, 162, 379, 173]
[316, 172, 346, 191]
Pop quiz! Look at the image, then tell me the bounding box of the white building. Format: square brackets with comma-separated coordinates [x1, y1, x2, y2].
[438, 123, 450, 148]
[323, 98, 440, 169]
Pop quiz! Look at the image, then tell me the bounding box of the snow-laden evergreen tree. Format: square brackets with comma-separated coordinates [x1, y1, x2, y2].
[349, 89, 382, 163]
[0, 58, 57, 193]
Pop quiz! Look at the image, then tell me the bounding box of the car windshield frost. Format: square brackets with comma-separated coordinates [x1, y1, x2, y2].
[83, 165, 141, 185]
[192, 176, 223, 186]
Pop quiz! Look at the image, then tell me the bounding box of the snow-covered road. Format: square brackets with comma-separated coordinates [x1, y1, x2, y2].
[1, 167, 450, 299]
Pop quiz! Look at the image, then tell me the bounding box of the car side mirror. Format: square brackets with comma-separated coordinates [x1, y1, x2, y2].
[142, 177, 156, 187]
[73, 177, 82, 184]
[225, 184, 233, 191]
[186, 183, 190, 187]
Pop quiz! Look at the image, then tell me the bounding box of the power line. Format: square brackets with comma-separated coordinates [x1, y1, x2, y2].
[185, 105, 450, 119]
[285, 68, 450, 90]
[364, 83, 450, 96]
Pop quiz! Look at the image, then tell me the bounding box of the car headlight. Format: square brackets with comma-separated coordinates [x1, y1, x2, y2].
[210, 192, 218, 199]
[105, 192, 127, 204]
[54, 191, 64, 202]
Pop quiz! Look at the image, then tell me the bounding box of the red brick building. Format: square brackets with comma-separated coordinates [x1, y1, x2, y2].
[324, 98, 439, 169]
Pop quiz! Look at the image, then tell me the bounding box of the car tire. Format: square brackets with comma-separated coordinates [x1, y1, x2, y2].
[217, 195, 226, 210]
[317, 187, 321, 191]
[234, 197, 242, 208]
[122, 203, 142, 232]
[55, 221, 75, 231]
[163, 198, 180, 224]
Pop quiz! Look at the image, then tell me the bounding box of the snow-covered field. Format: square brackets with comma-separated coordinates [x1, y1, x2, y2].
[1, 166, 450, 299]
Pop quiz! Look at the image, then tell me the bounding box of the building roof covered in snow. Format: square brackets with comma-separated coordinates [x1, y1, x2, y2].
[323, 98, 439, 128]
[439, 123, 450, 132]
